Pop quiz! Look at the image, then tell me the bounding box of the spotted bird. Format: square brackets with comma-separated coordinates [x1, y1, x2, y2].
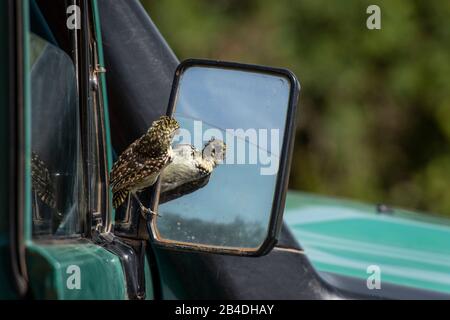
[110, 115, 180, 216]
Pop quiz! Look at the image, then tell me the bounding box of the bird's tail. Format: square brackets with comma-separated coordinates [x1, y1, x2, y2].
[113, 189, 129, 209]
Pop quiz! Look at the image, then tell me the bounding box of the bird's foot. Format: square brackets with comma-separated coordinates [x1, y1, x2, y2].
[139, 205, 161, 219]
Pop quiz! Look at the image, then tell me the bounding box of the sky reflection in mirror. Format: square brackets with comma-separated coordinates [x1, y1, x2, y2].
[157, 66, 291, 249]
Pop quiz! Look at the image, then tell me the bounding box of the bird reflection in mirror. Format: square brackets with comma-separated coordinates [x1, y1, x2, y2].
[159, 137, 226, 203]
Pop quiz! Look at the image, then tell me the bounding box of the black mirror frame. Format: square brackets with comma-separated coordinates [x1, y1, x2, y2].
[147, 58, 300, 256]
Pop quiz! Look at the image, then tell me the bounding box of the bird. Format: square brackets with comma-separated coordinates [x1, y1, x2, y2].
[159, 138, 226, 203]
[110, 115, 180, 217]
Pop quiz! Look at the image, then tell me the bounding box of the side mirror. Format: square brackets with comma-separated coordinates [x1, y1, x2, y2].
[149, 59, 300, 256]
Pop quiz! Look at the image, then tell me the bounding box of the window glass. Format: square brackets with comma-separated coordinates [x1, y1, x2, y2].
[30, 32, 85, 236]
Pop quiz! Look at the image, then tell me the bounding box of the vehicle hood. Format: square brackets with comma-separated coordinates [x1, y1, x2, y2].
[284, 191, 450, 294]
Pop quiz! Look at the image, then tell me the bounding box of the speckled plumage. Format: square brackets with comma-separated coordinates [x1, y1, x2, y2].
[110, 116, 180, 209]
[160, 138, 226, 202]
[31, 151, 56, 209]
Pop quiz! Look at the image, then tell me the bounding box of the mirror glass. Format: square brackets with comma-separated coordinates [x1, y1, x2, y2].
[153, 64, 293, 252]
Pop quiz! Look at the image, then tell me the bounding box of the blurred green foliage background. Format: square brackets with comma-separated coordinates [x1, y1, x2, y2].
[141, 0, 450, 217]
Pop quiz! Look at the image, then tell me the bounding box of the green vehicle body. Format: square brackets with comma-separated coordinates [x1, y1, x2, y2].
[285, 192, 450, 295]
[1, 0, 449, 299]
[0, 0, 151, 300]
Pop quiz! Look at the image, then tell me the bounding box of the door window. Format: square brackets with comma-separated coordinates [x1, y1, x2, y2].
[30, 32, 85, 236]
[29, 0, 109, 237]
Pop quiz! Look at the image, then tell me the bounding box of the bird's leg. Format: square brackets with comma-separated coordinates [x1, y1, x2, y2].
[131, 192, 161, 218]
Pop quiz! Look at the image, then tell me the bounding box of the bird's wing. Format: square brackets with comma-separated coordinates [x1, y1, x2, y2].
[110, 138, 140, 187]
[110, 131, 168, 187]
[111, 152, 170, 192]
[110, 135, 154, 188]
[111, 154, 144, 191]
